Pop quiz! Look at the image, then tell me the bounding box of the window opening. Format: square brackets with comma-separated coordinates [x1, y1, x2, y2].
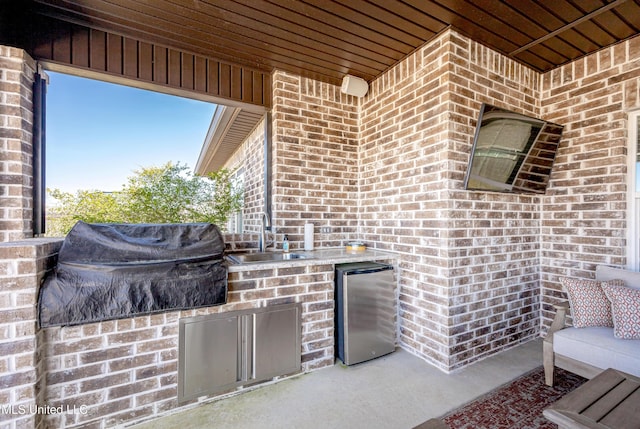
[45, 71, 217, 235]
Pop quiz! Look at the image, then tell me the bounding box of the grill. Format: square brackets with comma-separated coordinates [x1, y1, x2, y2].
[38, 221, 227, 328]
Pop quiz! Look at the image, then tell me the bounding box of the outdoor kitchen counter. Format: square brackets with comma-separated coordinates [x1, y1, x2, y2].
[226, 247, 399, 272]
[223, 247, 399, 374]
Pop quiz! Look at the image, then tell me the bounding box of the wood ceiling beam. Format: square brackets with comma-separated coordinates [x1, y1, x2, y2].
[509, 0, 630, 55]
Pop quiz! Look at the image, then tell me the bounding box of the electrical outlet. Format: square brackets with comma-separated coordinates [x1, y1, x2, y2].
[320, 226, 331, 234]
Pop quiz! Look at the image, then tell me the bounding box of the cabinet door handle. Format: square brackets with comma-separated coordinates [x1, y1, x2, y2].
[251, 313, 257, 380]
[237, 316, 244, 382]
[238, 314, 254, 382]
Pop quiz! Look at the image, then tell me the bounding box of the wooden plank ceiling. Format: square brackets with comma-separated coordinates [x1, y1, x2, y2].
[17, 0, 640, 172]
[29, 0, 640, 86]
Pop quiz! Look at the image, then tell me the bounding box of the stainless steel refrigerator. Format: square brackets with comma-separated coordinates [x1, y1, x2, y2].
[335, 262, 396, 365]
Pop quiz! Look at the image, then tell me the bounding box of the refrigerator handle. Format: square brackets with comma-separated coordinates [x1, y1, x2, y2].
[343, 265, 393, 276]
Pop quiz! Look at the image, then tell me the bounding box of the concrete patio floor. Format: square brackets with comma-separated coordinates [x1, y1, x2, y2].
[129, 339, 543, 429]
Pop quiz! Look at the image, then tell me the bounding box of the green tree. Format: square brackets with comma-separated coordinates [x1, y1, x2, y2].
[46, 188, 125, 237]
[192, 168, 245, 226]
[46, 162, 243, 236]
[123, 163, 202, 223]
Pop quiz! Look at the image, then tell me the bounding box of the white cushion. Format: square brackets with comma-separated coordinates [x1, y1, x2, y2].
[553, 327, 640, 377]
[595, 265, 640, 289]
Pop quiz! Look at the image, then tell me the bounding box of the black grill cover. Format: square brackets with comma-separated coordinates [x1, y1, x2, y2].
[38, 221, 227, 327]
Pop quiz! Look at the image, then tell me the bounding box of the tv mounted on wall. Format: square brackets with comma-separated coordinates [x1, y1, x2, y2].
[464, 104, 564, 194]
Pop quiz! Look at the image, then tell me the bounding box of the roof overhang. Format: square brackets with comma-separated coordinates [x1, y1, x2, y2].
[195, 106, 264, 175]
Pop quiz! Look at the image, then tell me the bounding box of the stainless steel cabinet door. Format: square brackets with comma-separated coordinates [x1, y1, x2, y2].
[253, 304, 301, 380]
[178, 303, 302, 402]
[178, 314, 240, 402]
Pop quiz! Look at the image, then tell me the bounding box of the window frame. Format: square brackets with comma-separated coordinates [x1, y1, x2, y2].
[627, 109, 640, 270]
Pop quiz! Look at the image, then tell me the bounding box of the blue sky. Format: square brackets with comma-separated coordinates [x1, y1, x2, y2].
[46, 72, 216, 193]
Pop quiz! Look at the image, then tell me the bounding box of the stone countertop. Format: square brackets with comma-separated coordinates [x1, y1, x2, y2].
[226, 247, 398, 272]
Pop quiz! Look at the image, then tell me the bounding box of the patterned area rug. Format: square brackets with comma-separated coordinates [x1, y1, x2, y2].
[441, 367, 587, 429]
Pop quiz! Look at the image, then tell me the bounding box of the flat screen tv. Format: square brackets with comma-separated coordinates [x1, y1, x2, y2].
[464, 104, 564, 194]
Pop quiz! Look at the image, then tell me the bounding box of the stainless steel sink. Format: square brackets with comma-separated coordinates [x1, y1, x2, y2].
[226, 252, 314, 264]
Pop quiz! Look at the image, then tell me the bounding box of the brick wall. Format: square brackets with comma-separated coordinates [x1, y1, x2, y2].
[224, 32, 547, 371]
[4, 33, 640, 427]
[220, 72, 362, 253]
[359, 30, 543, 370]
[0, 232, 333, 429]
[223, 72, 361, 250]
[359, 33, 453, 368]
[227, 264, 336, 371]
[36, 261, 334, 428]
[445, 33, 543, 368]
[0, 238, 61, 429]
[0, 46, 36, 242]
[539, 36, 640, 327]
[223, 117, 266, 235]
[270, 71, 360, 250]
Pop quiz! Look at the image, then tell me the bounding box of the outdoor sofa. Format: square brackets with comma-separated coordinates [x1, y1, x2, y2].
[543, 265, 640, 386]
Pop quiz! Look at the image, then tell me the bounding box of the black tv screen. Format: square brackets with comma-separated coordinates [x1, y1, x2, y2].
[464, 104, 564, 194]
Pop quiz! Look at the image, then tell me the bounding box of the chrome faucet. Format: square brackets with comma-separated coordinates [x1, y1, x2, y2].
[259, 212, 272, 252]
